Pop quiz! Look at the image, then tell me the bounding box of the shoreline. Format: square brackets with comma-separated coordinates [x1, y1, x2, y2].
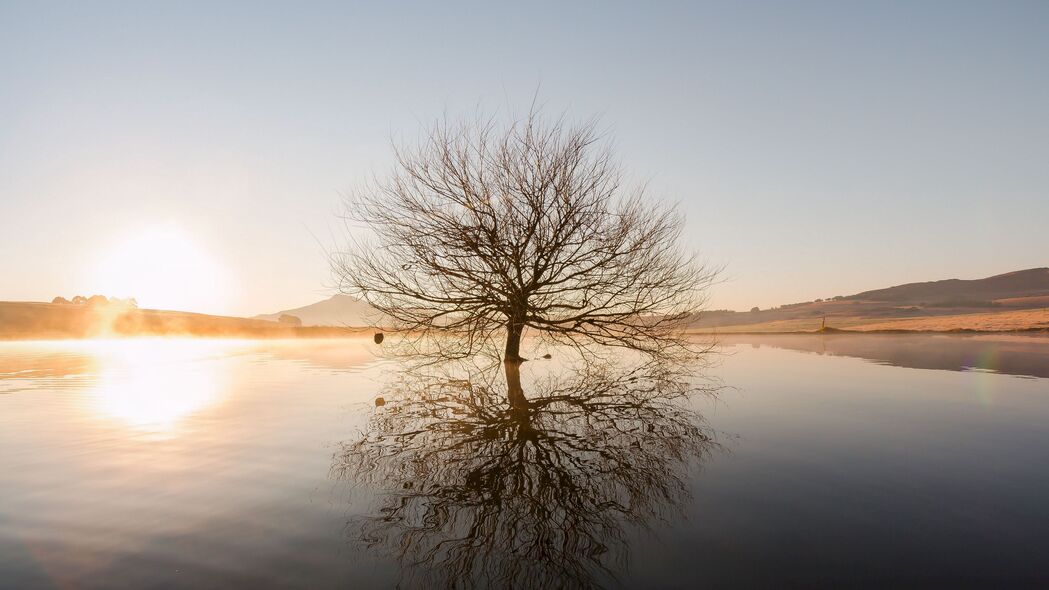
[690, 327, 1049, 337]
[3, 326, 1048, 342]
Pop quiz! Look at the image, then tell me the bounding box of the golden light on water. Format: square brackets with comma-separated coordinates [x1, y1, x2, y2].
[82, 339, 230, 434]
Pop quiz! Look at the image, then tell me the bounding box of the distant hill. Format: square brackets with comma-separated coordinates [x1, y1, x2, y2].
[848, 268, 1049, 304]
[255, 294, 384, 327]
[0, 301, 362, 340]
[691, 267, 1049, 333]
[261, 270, 1049, 332]
[7, 267, 1046, 339]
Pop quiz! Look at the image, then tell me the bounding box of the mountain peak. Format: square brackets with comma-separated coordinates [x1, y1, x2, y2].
[255, 294, 381, 327]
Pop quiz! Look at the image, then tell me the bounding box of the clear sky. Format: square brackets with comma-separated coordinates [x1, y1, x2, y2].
[2, 1, 1047, 315]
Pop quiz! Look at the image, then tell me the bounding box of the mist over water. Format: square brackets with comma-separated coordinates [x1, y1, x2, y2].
[2, 335, 1048, 588]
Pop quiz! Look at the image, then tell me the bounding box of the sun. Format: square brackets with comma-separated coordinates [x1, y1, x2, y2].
[86, 225, 235, 314]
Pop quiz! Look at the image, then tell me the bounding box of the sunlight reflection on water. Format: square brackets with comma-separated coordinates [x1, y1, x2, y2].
[84, 340, 229, 435]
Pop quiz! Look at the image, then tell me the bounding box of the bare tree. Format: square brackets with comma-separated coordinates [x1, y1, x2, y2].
[334, 109, 715, 361]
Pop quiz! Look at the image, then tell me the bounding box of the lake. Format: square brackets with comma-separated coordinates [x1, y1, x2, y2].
[1, 334, 1048, 588]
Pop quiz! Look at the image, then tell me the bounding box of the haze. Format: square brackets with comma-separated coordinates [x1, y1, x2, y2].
[2, 1, 1047, 315]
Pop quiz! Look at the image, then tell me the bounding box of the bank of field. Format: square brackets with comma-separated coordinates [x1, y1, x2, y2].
[690, 308, 1049, 334]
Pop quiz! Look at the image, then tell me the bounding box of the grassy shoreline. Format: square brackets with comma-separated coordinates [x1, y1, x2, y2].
[689, 308, 1049, 335]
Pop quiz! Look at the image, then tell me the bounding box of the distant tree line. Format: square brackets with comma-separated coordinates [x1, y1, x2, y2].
[51, 295, 138, 307]
[277, 314, 302, 326]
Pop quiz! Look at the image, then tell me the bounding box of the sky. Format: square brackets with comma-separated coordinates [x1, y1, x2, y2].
[2, 1, 1047, 315]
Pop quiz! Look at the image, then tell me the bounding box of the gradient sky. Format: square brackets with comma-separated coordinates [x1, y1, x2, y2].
[2, 1, 1047, 315]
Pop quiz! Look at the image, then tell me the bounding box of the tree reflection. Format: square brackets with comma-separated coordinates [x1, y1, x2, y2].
[332, 357, 719, 588]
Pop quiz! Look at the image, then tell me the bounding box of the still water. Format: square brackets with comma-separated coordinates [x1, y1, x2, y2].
[1, 334, 1048, 588]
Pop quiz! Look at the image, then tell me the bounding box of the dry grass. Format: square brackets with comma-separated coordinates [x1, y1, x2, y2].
[852, 308, 1049, 332]
[690, 308, 1049, 334]
[994, 295, 1049, 307]
[689, 317, 864, 334]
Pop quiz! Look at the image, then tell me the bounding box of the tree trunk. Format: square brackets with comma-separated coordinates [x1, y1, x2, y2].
[504, 360, 528, 410]
[503, 360, 536, 443]
[504, 319, 525, 362]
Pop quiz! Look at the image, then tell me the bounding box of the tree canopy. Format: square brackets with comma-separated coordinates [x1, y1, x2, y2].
[334, 110, 715, 361]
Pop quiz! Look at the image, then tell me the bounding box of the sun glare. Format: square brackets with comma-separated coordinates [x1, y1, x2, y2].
[87, 225, 234, 314]
[85, 339, 230, 434]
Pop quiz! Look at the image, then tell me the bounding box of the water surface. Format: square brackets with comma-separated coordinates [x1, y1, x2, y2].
[1, 334, 1048, 588]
